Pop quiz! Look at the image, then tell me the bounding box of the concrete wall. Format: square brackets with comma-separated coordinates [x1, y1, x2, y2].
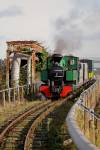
[11, 54, 21, 87]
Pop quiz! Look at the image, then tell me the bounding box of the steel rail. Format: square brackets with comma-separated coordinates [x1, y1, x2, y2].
[24, 99, 68, 150]
[23, 79, 95, 150]
[0, 101, 51, 144]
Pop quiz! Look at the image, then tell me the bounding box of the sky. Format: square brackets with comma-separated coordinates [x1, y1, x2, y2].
[0, 0, 100, 58]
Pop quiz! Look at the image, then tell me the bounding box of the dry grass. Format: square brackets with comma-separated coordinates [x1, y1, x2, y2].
[76, 107, 100, 148]
[0, 100, 41, 125]
[95, 98, 100, 115]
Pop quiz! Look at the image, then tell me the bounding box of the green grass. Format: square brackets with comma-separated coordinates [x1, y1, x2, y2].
[47, 100, 78, 150]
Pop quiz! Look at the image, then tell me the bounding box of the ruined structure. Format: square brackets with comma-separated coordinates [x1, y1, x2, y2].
[6, 41, 43, 87]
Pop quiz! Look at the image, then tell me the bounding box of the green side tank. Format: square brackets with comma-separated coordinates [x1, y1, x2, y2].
[40, 55, 79, 85]
[60, 55, 79, 70]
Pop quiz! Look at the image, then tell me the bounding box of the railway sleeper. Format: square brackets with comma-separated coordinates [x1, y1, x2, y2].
[33, 135, 48, 141]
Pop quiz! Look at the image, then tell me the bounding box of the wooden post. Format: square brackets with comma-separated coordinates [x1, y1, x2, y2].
[21, 86, 24, 100]
[88, 90, 90, 107]
[13, 88, 16, 103]
[96, 120, 100, 147]
[92, 116, 96, 144]
[8, 89, 11, 103]
[85, 112, 90, 139]
[17, 86, 20, 103]
[89, 115, 95, 144]
[32, 52, 36, 94]
[3, 91, 6, 106]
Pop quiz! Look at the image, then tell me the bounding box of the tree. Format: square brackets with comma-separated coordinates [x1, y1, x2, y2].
[36, 49, 48, 71]
[21, 47, 48, 71]
[21, 48, 32, 55]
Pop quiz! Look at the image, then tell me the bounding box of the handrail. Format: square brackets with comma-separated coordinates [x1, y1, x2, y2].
[0, 84, 27, 92]
[66, 103, 100, 150]
[66, 80, 100, 150]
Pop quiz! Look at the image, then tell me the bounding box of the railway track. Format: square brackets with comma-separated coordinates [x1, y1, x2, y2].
[24, 79, 95, 150]
[0, 100, 52, 149]
[0, 79, 95, 150]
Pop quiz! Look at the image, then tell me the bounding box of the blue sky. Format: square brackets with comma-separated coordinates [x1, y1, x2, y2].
[0, 0, 100, 58]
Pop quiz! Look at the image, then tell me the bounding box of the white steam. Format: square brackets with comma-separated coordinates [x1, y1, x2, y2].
[54, 16, 82, 55]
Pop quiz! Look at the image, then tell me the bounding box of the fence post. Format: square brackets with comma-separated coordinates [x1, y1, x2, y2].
[3, 91, 6, 106]
[21, 86, 24, 100]
[13, 88, 16, 103]
[17, 86, 20, 103]
[96, 119, 100, 147]
[8, 89, 11, 103]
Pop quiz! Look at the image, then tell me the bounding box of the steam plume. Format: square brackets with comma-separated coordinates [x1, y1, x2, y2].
[54, 16, 82, 55]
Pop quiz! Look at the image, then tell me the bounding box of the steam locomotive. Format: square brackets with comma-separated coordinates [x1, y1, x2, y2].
[39, 53, 94, 99]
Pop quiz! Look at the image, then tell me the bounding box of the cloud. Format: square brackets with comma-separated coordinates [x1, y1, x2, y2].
[0, 0, 100, 58]
[0, 35, 7, 40]
[0, 6, 23, 18]
[51, 0, 100, 57]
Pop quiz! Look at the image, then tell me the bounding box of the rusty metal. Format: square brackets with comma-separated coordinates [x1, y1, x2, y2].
[0, 101, 50, 144]
[24, 100, 67, 150]
[0, 101, 54, 150]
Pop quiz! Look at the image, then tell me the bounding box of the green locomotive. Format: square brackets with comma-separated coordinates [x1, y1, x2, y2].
[39, 54, 79, 99]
